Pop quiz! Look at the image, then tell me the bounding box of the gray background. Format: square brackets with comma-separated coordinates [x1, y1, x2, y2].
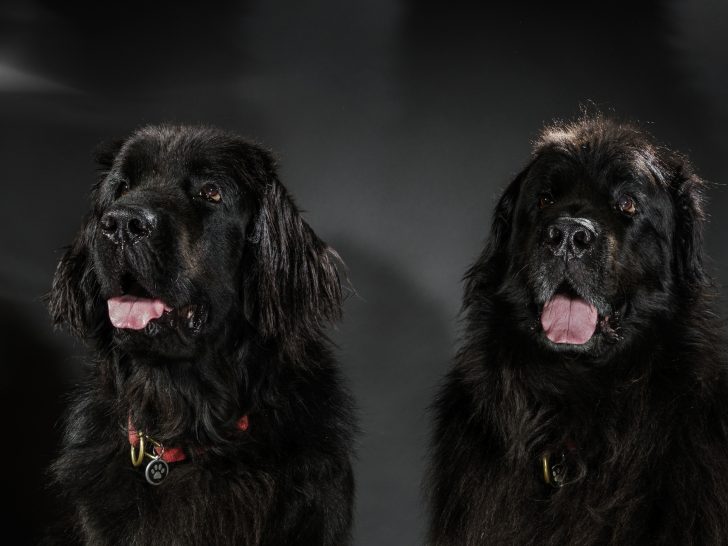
[1, 1, 726, 544]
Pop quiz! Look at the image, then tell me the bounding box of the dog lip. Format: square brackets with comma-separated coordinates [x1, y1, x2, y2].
[172, 304, 205, 329]
[106, 274, 175, 330]
[551, 281, 580, 300]
[106, 273, 208, 336]
[534, 281, 624, 349]
[539, 280, 611, 315]
[116, 272, 158, 300]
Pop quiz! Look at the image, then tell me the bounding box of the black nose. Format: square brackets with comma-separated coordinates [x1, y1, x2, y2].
[100, 206, 157, 245]
[544, 217, 598, 260]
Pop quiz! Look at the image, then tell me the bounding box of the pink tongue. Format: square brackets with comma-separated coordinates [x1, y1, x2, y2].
[107, 296, 171, 330]
[540, 294, 598, 345]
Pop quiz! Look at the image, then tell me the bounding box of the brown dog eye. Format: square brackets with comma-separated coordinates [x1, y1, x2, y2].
[200, 183, 222, 203]
[538, 193, 555, 209]
[117, 181, 130, 198]
[617, 194, 637, 216]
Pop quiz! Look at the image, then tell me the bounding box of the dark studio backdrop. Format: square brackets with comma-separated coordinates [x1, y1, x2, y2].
[1, 1, 727, 544]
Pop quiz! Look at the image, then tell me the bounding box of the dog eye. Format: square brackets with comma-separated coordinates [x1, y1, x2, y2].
[116, 181, 130, 199]
[199, 183, 222, 203]
[617, 194, 637, 216]
[538, 193, 555, 209]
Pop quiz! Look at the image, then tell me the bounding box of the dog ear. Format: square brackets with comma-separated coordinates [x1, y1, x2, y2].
[669, 157, 707, 287]
[47, 141, 122, 339]
[48, 215, 104, 339]
[243, 159, 342, 340]
[464, 165, 530, 297]
[486, 169, 526, 257]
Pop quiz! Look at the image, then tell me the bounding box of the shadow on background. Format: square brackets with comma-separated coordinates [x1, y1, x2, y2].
[0, 298, 80, 544]
[331, 239, 453, 545]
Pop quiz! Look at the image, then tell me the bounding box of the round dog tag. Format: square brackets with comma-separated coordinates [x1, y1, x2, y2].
[145, 458, 169, 485]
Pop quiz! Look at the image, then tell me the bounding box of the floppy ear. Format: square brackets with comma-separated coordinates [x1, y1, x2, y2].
[48, 216, 104, 339]
[464, 165, 529, 298]
[243, 173, 343, 340]
[670, 158, 707, 287]
[47, 139, 122, 339]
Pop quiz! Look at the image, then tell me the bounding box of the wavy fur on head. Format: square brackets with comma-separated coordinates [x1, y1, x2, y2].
[427, 115, 728, 545]
[46, 125, 355, 545]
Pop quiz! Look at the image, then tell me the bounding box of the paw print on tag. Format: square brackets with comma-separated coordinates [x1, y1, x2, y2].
[145, 459, 169, 485]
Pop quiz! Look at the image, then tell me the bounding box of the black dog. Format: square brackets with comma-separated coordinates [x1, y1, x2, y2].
[48, 125, 355, 545]
[428, 117, 728, 545]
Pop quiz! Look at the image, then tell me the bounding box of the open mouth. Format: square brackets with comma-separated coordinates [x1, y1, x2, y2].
[540, 283, 598, 345]
[107, 274, 206, 333]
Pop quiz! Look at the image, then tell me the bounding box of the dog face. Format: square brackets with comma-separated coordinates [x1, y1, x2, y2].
[468, 118, 706, 356]
[50, 125, 342, 359]
[93, 130, 250, 355]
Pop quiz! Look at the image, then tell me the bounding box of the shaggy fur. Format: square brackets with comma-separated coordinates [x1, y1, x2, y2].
[47, 125, 355, 545]
[428, 116, 728, 545]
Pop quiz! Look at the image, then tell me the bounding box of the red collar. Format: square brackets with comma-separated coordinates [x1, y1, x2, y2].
[128, 414, 250, 463]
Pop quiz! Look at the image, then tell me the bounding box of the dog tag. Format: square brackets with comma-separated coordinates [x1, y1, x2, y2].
[145, 457, 169, 485]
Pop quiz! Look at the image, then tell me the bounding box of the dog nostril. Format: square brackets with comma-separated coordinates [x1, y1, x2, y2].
[127, 217, 148, 238]
[100, 214, 117, 233]
[546, 226, 562, 246]
[572, 229, 592, 250]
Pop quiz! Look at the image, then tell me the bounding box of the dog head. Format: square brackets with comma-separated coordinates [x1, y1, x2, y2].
[466, 116, 707, 356]
[49, 125, 342, 359]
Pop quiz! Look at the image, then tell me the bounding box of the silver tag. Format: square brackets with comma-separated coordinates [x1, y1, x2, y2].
[145, 458, 169, 485]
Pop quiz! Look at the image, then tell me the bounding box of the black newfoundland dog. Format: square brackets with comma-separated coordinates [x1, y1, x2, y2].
[47, 125, 355, 545]
[428, 116, 728, 545]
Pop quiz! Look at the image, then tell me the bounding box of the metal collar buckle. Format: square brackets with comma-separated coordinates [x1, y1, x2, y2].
[130, 430, 169, 486]
[541, 449, 568, 488]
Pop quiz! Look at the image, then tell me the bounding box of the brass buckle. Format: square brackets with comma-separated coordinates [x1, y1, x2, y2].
[130, 433, 145, 467]
[130, 430, 165, 467]
[542, 450, 567, 488]
[130, 430, 170, 485]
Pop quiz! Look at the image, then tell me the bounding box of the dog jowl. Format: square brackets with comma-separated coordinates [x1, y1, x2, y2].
[428, 116, 728, 545]
[48, 125, 356, 545]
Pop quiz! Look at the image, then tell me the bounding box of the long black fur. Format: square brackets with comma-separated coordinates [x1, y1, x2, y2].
[427, 116, 728, 545]
[47, 125, 355, 545]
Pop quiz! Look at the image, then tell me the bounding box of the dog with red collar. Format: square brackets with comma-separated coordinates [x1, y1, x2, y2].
[47, 125, 356, 545]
